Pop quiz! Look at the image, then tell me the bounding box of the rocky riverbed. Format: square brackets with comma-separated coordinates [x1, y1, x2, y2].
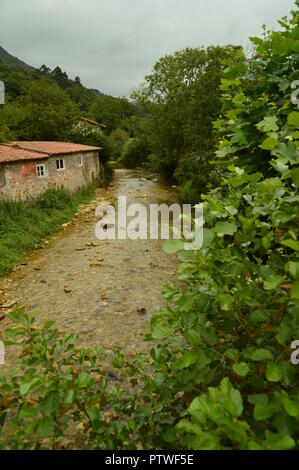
[0, 170, 179, 368]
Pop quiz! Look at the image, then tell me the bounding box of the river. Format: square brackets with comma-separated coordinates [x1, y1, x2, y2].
[0, 169, 179, 368]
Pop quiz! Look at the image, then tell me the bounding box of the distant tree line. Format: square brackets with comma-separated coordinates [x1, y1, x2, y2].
[0, 60, 143, 179]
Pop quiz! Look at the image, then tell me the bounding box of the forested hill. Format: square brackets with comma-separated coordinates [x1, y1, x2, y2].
[0, 45, 106, 108]
[0, 51, 137, 150]
[0, 45, 36, 73]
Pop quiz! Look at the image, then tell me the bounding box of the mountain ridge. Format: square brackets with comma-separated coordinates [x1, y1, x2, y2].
[0, 45, 108, 97]
[0, 45, 36, 72]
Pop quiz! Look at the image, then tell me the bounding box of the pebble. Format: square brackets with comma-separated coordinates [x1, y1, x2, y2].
[137, 306, 147, 315]
[1, 300, 17, 309]
[90, 262, 102, 267]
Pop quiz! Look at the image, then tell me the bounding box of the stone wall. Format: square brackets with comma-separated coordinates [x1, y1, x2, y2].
[0, 151, 100, 200]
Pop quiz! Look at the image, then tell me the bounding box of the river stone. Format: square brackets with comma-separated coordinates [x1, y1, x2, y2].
[1, 300, 17, 309]
[137, 306, 147, 315]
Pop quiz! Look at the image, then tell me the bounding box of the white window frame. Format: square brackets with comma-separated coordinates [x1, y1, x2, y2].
[56, 159, 65, 171]
[78, 156, 83, 167]
[36, 164, 46, 178]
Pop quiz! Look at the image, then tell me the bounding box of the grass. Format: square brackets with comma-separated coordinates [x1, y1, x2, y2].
[0, 182, 100, 277]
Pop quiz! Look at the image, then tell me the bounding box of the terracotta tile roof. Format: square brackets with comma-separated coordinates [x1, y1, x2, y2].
[0, 144, 47, 164]
[0, 141, 102, 164]
[79, 117, 106, 128]
[9, 141, 102, 155]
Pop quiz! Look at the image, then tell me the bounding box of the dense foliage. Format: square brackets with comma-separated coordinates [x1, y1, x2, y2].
[107, 128, 130, 162]
[136, 6, 299, 449]
[0, 308, 137, 450]
[89, 95, 135, 133]
[133, 46, 237, 199]
[0, 4, 299, 451]
[1, 79, 79, 141]
[119, 138, 151, 169]
[0, 59, 141, 182]
[0, 60, 135, 161]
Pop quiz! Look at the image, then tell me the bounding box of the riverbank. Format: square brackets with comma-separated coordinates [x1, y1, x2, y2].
[0, 181, 103, 278]
[0, 169, 178, 367]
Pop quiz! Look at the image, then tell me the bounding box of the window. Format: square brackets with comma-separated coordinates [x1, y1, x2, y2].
[36, 164, 46, 178]
[78, 156, 83, 167]
[56, 159, 65, 171]
[0, 167, 6, 187]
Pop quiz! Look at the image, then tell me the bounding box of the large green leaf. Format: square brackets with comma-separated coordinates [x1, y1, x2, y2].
[264, 275, 283, 291]
[214, 222, 237, 237]
[219, 294, 234, 311]
[251, 349, 274, 361]
[233, 362, 249, 377]
[254, 403, 274, 421]
[288, 111, 299, 127]
[19, 378, 40, 396]
[257, 116, 278, 132]
[164, 239, 185, 254]
[36, 416, 54, 438]
[266, 363, 283, 382]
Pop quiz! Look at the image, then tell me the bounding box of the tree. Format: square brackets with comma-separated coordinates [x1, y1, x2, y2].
[51, 66, 69, 89]
[39, 64, 51, 75]
[119, 137, 151, 169]
[139, 5, 299, 450]
[16, 79, 79, 141]
[107, 128, 130, 161]
[89, 95, 135, 132]
[133, 46, 238, 198]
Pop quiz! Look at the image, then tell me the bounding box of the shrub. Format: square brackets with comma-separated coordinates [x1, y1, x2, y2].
[0, 309, 136, 450]
[119, 138, 151, 169]
[107, 128, 130, 161]
[136, 6, 299, 450]
[174, 151, 220, 204]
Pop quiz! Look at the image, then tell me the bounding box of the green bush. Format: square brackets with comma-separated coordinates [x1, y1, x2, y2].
[148, 150, 177, 180]
[136, 6, 299, 449]
[133, 45, 237, 188]
[174, 151, 220, 204]
[119, 138, 151, 169]
[0, 309, 137, 450]
[107, 128, 130, 161]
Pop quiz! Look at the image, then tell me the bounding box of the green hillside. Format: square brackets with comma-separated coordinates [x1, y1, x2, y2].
[0, 45, 36, 72]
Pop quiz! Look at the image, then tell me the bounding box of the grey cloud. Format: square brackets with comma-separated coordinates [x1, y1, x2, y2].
[0, 0, 296, 96]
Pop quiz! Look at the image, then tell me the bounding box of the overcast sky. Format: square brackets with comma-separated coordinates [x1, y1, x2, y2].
[0, 0, 296, 97]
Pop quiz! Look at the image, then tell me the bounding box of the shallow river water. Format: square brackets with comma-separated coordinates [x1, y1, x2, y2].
[0, 170, 179, 368]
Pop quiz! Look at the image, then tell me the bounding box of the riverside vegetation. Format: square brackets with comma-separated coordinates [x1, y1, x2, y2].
[0, 4, 299, 450]
[0, 182, 103, 277]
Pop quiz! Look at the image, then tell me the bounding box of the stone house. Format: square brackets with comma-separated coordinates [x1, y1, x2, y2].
[0, 141, 102, 200]
[76, 117, 106, 133]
